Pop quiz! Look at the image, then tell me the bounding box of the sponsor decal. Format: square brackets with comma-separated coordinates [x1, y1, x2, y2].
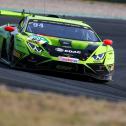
[64, 50, 81, 54]
[55, 48, 64, 52]
[55, 47, 81, 54]
[28, 35, 48, 44]
[62, 41, 70, 45]
[60, 40, 71, 47]
[58, 56, 79, 63]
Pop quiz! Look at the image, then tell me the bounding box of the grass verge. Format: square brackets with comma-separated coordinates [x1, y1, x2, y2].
[0, 85, 126, 126]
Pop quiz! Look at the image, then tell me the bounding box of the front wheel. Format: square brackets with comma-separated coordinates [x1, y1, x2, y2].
[93, 75, 112, 84]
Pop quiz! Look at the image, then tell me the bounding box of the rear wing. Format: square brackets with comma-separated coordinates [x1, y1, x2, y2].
[0, 10, 32, 18]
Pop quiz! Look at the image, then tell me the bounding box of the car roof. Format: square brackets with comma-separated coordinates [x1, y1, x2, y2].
[28, 15, 91, 28]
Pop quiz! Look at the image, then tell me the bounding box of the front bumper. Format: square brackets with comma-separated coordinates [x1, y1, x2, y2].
[13, 54, 114, 81]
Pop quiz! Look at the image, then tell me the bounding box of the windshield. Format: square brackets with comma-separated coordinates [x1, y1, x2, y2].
[26, 20, 100, 42]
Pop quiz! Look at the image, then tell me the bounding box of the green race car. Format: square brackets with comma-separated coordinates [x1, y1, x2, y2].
[0, 10, 114, 82]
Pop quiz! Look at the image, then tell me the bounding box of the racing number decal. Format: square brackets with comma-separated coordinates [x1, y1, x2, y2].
[32, 23, 44, 28]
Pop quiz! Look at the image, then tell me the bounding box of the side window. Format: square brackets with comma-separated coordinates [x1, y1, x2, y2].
[18, 17, 27, 32]
[86, 30, 99, 42]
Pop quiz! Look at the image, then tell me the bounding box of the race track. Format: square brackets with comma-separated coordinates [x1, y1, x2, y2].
[0, 16, 126, 101]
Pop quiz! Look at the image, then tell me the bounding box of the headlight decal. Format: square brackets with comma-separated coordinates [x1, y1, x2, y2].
[28, 42, 43, 53]
[93, 53, 105, 60]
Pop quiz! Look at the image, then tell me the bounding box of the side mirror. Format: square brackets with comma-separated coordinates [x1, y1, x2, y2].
[4, 26, 15, 32]
[103, 39, 113, 45]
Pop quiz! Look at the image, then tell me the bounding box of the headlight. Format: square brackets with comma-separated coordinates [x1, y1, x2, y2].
[93, 53, 105, 60]
[28, 42, 43, 53]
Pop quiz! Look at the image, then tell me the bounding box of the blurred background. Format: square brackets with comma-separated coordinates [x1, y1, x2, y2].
[0, 0, 126, 19]
[0, 1, 126, 126]
[88, 0, 126, 2]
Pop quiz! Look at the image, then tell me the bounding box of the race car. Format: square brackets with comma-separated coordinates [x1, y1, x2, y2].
[0, 10, 114, 82]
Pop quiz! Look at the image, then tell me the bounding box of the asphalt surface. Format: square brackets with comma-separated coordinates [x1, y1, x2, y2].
[0, 16, 126, 101]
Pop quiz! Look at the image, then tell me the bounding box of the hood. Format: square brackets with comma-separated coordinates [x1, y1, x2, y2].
[26, 33, 100, 60]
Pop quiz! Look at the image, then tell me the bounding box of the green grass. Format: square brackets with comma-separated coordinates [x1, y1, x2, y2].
[0, 85, 126, 126]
